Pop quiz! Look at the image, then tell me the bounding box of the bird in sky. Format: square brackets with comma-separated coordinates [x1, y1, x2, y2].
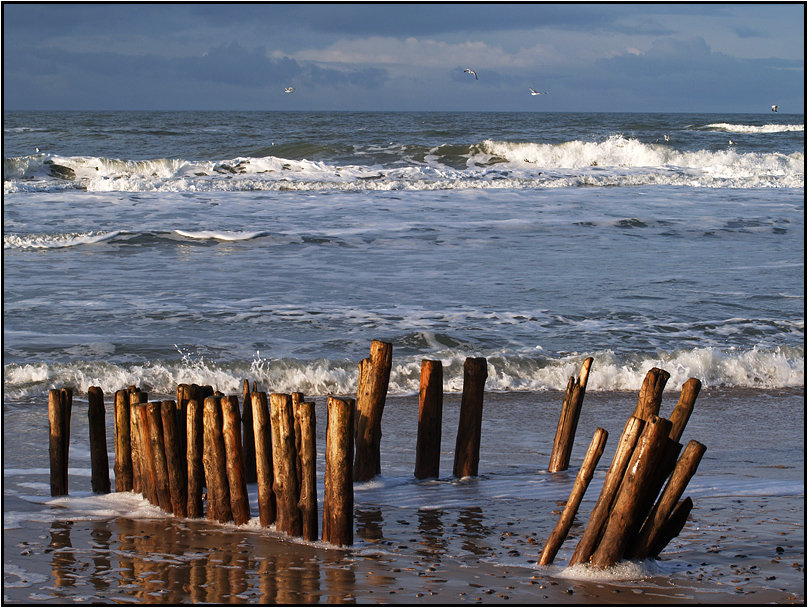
[771, 105, 778, 112]
[529, 88, 547, 95]
[464, 69, 478, 80]
[285, 87, 296, 93]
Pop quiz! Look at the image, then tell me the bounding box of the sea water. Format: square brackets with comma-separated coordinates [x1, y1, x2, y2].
[2, 111, 805, 598]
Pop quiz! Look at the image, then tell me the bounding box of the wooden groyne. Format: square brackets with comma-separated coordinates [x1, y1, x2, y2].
[47, 344, 707, 565]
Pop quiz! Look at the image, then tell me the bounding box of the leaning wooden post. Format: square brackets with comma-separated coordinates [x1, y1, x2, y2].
[669, 378, 701, 442]
[221, 395, 251, 526]
[632, 368, 670, 421]
[242, 379, 257, 484]
[161, 400, 187, 517]
[146, 402, 173, 513]
[540, 428, 608, 565]
[48, 389, 70, 496]
[589, 415, 672, 569]
[251, 391, 276, 527]
[88, 386, 111, 494]
[415, 359, 443, 480]
[569, 416, 645, 566]
[203, 395, 232, 523]
[113, 389, 133, 492]
[354, 340, 393, 482]
[296, 400, 318, 541]
[270, 393, 302, 537]
[186, 398, 204, 518]
[549, 357, 594, 472]
[649, 496, 693, 557]
[627, 440, 706, 560]
[323, 396, 355, 546]
[453, 357, 488, 478]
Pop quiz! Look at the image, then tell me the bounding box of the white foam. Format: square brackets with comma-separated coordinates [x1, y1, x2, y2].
[705, 123, 804, 134]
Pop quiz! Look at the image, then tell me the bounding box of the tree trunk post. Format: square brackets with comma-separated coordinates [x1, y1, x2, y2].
[113, 389, 133, 492]
[548, 357, 594, 472]
[632, 368, 670, 421]
[669, 378, 701, 442]
[354, 340, 393, 482]
[146, 402, 173, 513]
[186, 398, 204, 518]
[133, 402, 158, 506]
[242, 379, 257, 484]
[452, 357, 488, 478]
[221, 395, 251, 526]
[415, 359, 443, 480]
[251, 391, 276, 527]
[161, 400, 187, 517]
[270, 393, 302, 537]
[88, 386, 111, 494]
[48, 388, 70, 496]
[296, 400, 318, 541]
[128, 390, 147, 495]
[323, 396, 355, 546]
[203, 395, 232, 523]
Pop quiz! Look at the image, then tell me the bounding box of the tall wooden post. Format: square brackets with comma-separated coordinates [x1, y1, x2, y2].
[161, 400, 187, 517]
[88, 386, 111, 494]
[251, 391, 276, 527]
[186, 398, 204, 518]
[415, 359, 443, 480]
[203, 395, 232, 523]
[129, 390, 147, 495]
[221, 395, 250, 525]
[548, 357, 594, 472]
[48, 388, 72, 496]
[539, 427, 608, 565]
[669, 378, 701, 442]
[133, 402, 157, 506]
[453, 357, 488, 478]
[242, 380, 257, 484]
[296, 400, 318, 541]
[113, 389, 133, 492]
[146, 402, 173, 513]
[269, 393, 302, 537]
[632, 368, 670, 421]
[354, 340, 393, 482]
[323, 396, 355, 546]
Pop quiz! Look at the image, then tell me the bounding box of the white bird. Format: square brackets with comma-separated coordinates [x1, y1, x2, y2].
[463, 69, 478, 80]
[729, 139, 735, 145]
[529, 88, 547, 95]
[771, 105, 778, 112]
[663, 134, 670, 141]
[285, 87, 296, 93]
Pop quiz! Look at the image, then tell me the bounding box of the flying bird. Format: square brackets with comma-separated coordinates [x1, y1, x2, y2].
[285, 87, 296, 93]
[771, 105, 778, 112]
[463, 69, 478, 80]
[529, 88, 547, 95]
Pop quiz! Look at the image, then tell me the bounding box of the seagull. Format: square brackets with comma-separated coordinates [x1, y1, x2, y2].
[529, 88, 547, 95]
[771, 105, 778, 112]
[463, 69, 478, 80]
[663, 134, 670, 141]
[729, 139, 735, 145]
[285, 87, 296, 93]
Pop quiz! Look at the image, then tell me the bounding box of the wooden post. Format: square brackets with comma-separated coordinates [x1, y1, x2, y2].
[549, 357, 594, 472]
[251, 391, 276, 527]
[415, 359, 443, 480]
[133, 402, 157, 506]
[632, 368, 670, 421]
[128, 390, 147, 495]
[296, 400, 318, 541]
[161, 400, 187, 517]
[569, 416, 645, 566]
[242, 379, 257, 484]
[186, 398, 204, 518]
[173, 386, 189, 477]
[146, 402, 173, 513]
[292, 391, 305, 491]
[589, 415, 672, 569]
[203, 395, 232, 523]
[113, 389, 133, 492]
[669, 378, 701, 442]
[627, 440, 706, 559]
[88, 386, 111, 494]
[221, 395, 250, 526]
[270, 393, 302, 536]
[323, 396, 355, 546]
[48, 388, 71, 496]
[452, 357, 488, 478]
[354, 340, 393, 482]
[649, 497, 693, 557]
[540, 427, 608, 565]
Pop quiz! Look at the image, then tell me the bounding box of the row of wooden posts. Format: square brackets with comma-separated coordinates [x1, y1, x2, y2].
[48, 340, 706, 566]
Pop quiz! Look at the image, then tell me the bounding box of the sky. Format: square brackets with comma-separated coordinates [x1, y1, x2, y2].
[3, 3, 805, 113]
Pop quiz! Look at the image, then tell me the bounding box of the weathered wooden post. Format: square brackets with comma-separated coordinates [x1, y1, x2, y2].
[589, 415, 672, 569]
[292, 391, 305, 490]
[128, 390, 147, 495]
[161, 400, 187, 517]
[270, 393, 302, 536]
[221, 395, 250, 525]
[669, 378, 701, 442]
[354, 340, 393, 482]
[539, 427, 608, 565]
[296, 399, 318, 541]
[203, 395, 232, 523]
[415, 359, 443, 480]
[323, 396, 355, 546]
[146, 402, 173, 513]
[632, 368, 670, 421]
[569, 416, 645, 566]
[133, 401, 157, 505]
[453, 357, 488, 478]
[113, 389, 133, 492]
[649, 496, 693, 557]
[186, 398, 204, 518]
[242, 380, 257, 484]
[88, 386, 111, 494]
[251, 391, 276, 527]
[548, 357, 594, 472]
[48, 388, 72, 496]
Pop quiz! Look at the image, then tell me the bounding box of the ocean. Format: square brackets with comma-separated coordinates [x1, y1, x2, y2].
[3, 111, 805, 602]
